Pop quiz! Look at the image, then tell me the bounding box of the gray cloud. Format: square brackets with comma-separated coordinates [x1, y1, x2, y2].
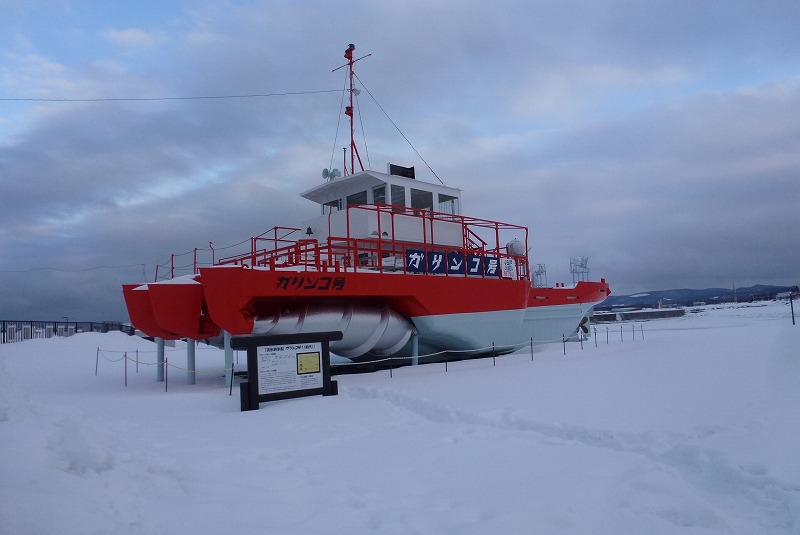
[1, 0, 799, 320]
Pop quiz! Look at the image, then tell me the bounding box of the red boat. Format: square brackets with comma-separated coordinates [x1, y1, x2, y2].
[123, 44, 610, 361]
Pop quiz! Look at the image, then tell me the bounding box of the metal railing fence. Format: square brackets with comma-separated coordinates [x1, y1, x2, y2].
[0, 320, 133, 344]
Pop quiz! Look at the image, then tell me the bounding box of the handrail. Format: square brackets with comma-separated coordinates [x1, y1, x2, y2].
[157, 204, 530, 280]
[214, 233, 527, 280]
[465, 227, 488, 251]
[216, 227, 302, 266]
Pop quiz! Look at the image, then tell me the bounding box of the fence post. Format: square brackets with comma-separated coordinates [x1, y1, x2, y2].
[562, 334, 566, 356]
[95, 347, 100, 376]
[124, 352, 128, 387]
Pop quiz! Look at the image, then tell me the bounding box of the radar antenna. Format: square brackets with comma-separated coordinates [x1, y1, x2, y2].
[570, 256, 590, 284]
[533, 263, 548, 288]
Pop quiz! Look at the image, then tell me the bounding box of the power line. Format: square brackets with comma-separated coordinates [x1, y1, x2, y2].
[0, 264, 144, 273]
[0, 89, 342, 103]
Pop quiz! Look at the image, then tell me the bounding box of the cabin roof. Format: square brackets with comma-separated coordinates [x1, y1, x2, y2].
[300, 170, 461, 205]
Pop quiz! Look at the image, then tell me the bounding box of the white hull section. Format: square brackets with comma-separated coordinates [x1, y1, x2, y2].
[407, 302, 599, 358]
[249, 299, 601, 362]
[520, 302, 598, 344]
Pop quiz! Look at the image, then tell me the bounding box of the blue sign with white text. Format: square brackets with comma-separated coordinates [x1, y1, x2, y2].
[405, 249, 426, 273]
[447, 252, 466, 274]
[407, 250, 499, 277]
[427, 251, 446, 274]
[483, 256, 500, 277]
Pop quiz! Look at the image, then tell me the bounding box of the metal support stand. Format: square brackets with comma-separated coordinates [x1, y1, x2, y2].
[224, 331, 234, 387]
[187, 339, 196, 385]
[156, 337, 165, 382]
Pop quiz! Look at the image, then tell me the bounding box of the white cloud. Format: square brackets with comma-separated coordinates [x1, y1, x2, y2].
[100, 27, 165, 48]
[507, 63, 691, 121]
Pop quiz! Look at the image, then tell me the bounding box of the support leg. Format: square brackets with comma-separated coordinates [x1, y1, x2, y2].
[224, 331, 234, 388]
[187, 339, 196, 385]
[156, 337, 165, 382]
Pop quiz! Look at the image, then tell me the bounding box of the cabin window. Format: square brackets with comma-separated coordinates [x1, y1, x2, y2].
[372, 185, 386, 204]
[390, 185, 406, 211]
[346, 190, 368, 206]
[411, 188, 434, 212]
[323, 199, 341, 213]
[438, 193, 459, 215]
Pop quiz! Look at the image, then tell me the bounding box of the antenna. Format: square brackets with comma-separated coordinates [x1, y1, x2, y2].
[570, 256, 590, 284]
[533, 264, 547, 288]
[333, 44, 371, 175]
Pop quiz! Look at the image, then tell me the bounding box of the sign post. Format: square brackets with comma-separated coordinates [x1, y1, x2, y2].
[231, 331, 342, 411]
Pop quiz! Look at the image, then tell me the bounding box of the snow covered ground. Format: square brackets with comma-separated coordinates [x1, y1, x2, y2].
[1, 301, 798, 534]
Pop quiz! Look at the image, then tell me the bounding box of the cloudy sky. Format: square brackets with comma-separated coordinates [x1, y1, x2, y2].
[1, 0, 799, 321]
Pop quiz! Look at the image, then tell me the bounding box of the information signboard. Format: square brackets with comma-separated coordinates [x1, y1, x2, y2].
[231, 331, 342, 411]
[257, 342, 323, 395]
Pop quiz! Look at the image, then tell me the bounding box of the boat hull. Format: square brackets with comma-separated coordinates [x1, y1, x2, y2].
[191, 265, 608, 358]
[124, 263, 608, 360]
[196, 264, 539, 337]
[147, 279, 221, 340]
[122, 284, 180, 340]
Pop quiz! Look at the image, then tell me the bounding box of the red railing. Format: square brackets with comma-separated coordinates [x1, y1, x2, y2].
[156, 204, 530, 281]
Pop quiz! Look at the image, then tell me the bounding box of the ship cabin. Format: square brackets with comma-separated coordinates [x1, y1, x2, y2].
[297, 164, 530, 280]
[301, 165, 461, 242]
[303, 164, 462, 217]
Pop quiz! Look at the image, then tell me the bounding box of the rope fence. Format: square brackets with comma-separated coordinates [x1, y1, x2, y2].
[93, 322, 647, 391]
[95, 346, 240, 391]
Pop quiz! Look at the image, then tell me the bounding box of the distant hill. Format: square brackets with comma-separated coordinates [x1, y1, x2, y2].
[596, 284, 798, 310]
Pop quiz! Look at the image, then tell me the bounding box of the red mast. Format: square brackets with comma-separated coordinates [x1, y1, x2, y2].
[335, 43, 370, 175]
